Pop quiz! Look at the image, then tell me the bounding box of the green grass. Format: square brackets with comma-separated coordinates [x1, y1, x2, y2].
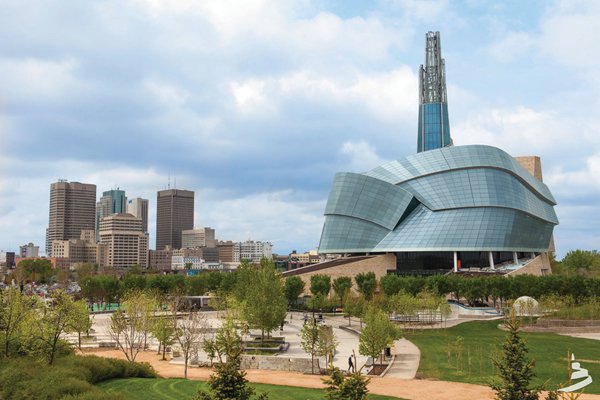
[405, 320, 600, 393]
[99, 378, 405, 400]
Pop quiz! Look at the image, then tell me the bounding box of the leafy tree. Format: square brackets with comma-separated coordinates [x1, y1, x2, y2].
[491, 310, 542, 400]
[151, 314, 176, 360]
[355, 272, 377, 301]
[317, 325, 338, 367]
[332, 276, 352, 306]
[67, 299, 93, 351]
[109, 290, 155, 362]
[358, 305, 400, 366]
[283, 276, 305, 307]
[300, 321, 320, 374]
[36, 290, 79, 364]
[75, 262, 97, 283]
[323, 367, 370, 400]
[344, 295, 366, 327]
[237, 260, 287, 340]
[0, 287, 37, 357]
[379, 274, 402, 296]
[562, 250, 600, 275]
[196, 320, 268, 400]
[310, 274, 331, 297]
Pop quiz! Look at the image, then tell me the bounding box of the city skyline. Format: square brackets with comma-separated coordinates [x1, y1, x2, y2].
[1, 1, 600, 257]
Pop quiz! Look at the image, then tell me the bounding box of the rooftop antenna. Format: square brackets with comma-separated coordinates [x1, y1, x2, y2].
[168, 171, 171, 189]
[174, 177, 176, 189]
[58, 178, 68, 183]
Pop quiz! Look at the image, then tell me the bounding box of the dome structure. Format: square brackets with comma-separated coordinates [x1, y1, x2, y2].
[513, 296, 540, 316]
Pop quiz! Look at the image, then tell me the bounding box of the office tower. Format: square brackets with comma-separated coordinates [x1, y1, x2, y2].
[46, 181, 96, 256]
[156, 189, 194, 250]
[417, 31, 452, 153]
[127, 198, 149, 233]
[182, 227, 216, 248]
[99, 213, 148, 270]
[95, 189, 127, 241]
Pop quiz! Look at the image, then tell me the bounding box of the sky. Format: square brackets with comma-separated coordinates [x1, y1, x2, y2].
[1, 0, 599, 259]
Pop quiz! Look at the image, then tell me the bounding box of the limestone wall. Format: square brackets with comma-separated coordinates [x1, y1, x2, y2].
[291, 253, 396, 295]
[240, 355, 320, 373]
[507, 253, 551, 277]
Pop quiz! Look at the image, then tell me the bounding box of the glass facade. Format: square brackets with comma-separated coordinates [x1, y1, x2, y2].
[418, 103, 451, 152]
[318, 145, 558, 257]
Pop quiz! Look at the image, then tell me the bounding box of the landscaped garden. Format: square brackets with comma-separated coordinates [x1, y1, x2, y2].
[99, 378, 406, 400]
[405, 320, 600, 394]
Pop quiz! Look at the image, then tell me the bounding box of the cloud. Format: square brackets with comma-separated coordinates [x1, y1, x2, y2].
[340, 140, 389, 173]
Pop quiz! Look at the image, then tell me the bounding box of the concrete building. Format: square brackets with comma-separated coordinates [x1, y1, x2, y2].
[217, 241, 236, 263]
[99, 213, 148, 270]
[19, 243, 39, 258]
[46, 181, 96, 256]
[96, 189, 127, 241]
[156, 189, 194, 250]
[127, 197, 149, 233]
[235, 240, 273, 263]
[51, 238, 99, 269]
[182, 227, 216, 248]
[149, 246, 219, 271]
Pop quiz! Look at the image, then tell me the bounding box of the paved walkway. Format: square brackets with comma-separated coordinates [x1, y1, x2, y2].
[385, 338, 420, 378]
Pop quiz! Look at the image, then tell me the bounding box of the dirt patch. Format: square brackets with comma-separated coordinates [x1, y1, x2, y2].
[368, 365, 388, 375]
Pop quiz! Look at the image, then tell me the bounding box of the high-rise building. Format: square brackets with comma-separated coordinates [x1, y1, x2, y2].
[417, 31, 452, 153]
[46, 181, 96, 256]
[96, 189, 127, 241]
[99, 213, 148, 270]
[235, 240, 273, 263]
[156, 189, 194, 250]
[182, 227, 216, 248]
[127, 198, 149, 233]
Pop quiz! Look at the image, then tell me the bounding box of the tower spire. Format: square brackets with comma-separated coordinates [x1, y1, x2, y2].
[417, 31, 452, 153]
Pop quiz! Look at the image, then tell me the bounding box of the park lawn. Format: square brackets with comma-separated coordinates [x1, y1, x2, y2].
[404, 320, 600, 393]
[98, 377, 406, 400]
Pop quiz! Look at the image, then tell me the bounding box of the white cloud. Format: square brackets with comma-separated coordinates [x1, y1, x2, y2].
[488, 32, 536, 63]
[340, 140, 388, 173]
[229, 79, 272, 114]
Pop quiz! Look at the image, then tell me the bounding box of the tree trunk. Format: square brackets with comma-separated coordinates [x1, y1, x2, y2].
[184, 353, 189, 379]
[162, 344, 166, 361]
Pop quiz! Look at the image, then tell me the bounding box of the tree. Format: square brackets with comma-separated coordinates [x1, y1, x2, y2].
[195, 319, 268, 400]
[109, 290, 155, 362]
[323, 367, 370, 400]
[332, 276, 352, 306]
[344, 295, 366, 327]
[355, 272, 377, 301]
[176, 311, 207, 379]
[67, 299, 92, 351]
[491, 310, 542, 400]
[36, 290, 79, 365]
[310, 274, 331, 297]
[300, 321, 320, 374]
[0, 287, 37, 357]
[151, 314, 176, 360]
[283, 276, 305, 307]
[359, 305, 400, 366]
[562, 250, 600, 275]
[317, 325, 338, 367]
[75, 262, 97, 283]
[238, 260, 287, 340]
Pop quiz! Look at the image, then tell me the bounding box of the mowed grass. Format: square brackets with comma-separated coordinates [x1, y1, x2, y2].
[404, 320, 600, 393]
[98, 377, 406, 400]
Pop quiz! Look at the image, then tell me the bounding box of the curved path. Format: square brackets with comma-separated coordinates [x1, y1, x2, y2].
[85, 348, 600, 400]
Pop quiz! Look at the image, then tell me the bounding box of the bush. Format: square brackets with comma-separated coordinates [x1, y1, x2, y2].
[0, 354, 157, 399]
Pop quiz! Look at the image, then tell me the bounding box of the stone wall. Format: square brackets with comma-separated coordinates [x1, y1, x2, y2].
[507, 253, 551, 277]
[292, 253, 396, 295]
[240, 355, 320, 373]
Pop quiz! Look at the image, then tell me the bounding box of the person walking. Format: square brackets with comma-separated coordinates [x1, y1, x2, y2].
[348, 355, 354, 373]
